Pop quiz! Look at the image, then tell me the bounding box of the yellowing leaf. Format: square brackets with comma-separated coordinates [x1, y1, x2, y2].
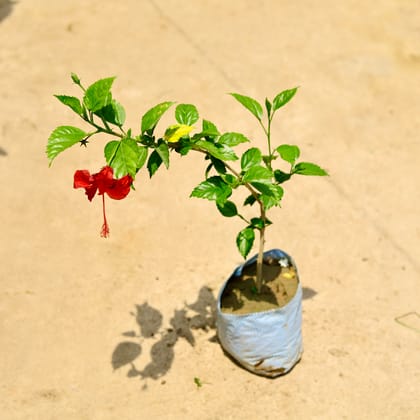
[164, 124, 193, 143]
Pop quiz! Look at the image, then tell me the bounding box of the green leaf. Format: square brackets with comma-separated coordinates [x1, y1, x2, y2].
[250, 217, 264, 230]
[190, 176, 232, 202]
[276, 144, 300, 165]
[47, 126, 87, 165]
[164, 124, 193, 143]
[262, 154, 276, 166]
[83, 77, 115, 112]
[195, 140, 238, 161]
[113, 101, 126, 125]
[260, 195, 279, 210]
[175, 104, 199, 125]
[252, 183, 284, 209]
[210, 156, 226, 174]
[218, 132, 250, 147]
[242, 165, 272, 184]
[236, 228, 255, 259]
[104, 138, 140, 178]
[71, 72, 81, 85]
[251, 182, 282, 196]
[274, 169, 291, 184]
[147, 150, 163, 177]
[230, 93, 263, 120]
[177, 138, 193, 156]
[202, 119, 220, 137]
[216, 200, 238, 217]
[241, 148, 262, 171]
[221, 173, 239, 188]
[104, 140, 119, 164]
[273, 87, 298, 111]
[293, 162, 329, 176]
[54, 95, 83, 115]
[205, 163, 213, 179]
[96, 100, 126, 126]
[265, 98, 272, 115]
[243, 194, 257, 206]
[155, 140, 170, 169]
[137, 146, 148, 171]
[139, 133, 154, 146]
[250, 217, 272, 230]
[141, 101, 175, 134]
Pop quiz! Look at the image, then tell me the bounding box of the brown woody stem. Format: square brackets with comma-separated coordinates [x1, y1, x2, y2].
[256, 205, 266, 293]
[225, 160, 266, 293]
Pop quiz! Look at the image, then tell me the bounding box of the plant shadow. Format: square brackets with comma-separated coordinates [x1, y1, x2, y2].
[0, 0, 16, 23]
[302, 287, 317, 300]
[111, 286, 217, 385]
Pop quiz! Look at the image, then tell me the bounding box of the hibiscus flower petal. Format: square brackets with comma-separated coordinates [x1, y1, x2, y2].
[74, 170, 92, 188]
[106, 175, 133, 200]
[85, 185, 98, 201]
[74, 169, 97, 201]
[95, 166, 115, 195]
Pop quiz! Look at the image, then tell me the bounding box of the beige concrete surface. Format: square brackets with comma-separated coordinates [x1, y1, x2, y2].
[0, 0, 419, 419]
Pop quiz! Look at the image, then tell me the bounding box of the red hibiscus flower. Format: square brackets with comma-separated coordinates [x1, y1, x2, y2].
[74, 166, 133, 237]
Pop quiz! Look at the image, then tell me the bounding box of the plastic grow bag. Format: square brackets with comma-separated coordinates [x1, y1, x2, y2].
[217, 249, 303, 377]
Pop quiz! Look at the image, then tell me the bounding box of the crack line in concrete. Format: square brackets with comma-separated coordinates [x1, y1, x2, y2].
[327, 178, 420, 275]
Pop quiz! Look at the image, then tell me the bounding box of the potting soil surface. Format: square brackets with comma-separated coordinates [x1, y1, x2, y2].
[220, 263, 299, 314]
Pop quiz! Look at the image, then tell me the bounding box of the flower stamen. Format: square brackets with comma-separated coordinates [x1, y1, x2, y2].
[74, 166, 133, 238]
[100, 194, 110, 238]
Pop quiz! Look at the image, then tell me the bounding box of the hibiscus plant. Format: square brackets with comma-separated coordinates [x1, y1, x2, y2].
[47, 74, 328, 293]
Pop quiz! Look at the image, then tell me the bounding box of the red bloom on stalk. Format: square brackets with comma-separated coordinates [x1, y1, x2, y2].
[74, 166, 133, 237]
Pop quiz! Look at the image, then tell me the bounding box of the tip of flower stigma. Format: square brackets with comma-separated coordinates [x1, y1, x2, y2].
[100, 222, 110, 238]
[100, 192, 109, 238]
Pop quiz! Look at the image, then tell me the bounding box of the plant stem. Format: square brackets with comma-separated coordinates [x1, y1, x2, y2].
[254, 112, 275, 292]
[258, 119, 271, 165]
[82, 115, 124, 139]
[223, 161, 260, 200]
[178, 145, 269, 294]
[214, 156, 267, 292]
[266, 117, 273, 169]
[254, 109, 276, 291]
[256, 203, 266, 293]
[256, 225, 265, 293]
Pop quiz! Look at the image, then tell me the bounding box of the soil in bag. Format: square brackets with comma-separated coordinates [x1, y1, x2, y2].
[220, 260, 299, 315]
